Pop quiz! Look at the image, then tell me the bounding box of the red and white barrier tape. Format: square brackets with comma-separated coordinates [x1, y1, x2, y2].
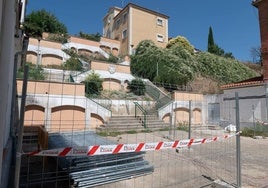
[256, 119, 268, 126]
[27, 133, 239, 157]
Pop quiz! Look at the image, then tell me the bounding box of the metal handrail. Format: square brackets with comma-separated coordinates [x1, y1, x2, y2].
[87, 97, 112, 116]
[134, 102, 147, 128]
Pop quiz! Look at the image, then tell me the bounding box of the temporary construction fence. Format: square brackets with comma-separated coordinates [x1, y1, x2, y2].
[15, 70, 250, 188]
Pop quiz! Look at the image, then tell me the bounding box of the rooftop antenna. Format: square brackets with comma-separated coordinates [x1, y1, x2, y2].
[121, 0, 124, 7]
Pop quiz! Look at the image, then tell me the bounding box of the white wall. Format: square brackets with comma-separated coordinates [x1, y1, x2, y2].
[223, 85, 267, 127]
[0, 0, 25, 187]
[0, 0, 16, 187]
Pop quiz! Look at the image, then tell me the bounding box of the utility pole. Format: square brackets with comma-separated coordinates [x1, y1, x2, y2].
[14, 65, 28, 188]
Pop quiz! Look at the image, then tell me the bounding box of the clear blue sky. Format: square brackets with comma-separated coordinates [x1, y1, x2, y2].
[26, 0, 260, 62]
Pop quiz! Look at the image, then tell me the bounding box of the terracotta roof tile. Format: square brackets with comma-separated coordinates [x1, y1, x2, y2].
[221, 76, 264, 89]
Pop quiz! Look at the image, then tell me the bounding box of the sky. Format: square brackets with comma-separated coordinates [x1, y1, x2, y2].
[26, 0, 261, 62]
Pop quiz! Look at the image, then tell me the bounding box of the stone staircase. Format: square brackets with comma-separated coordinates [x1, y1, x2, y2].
[97, 115, 170, 133]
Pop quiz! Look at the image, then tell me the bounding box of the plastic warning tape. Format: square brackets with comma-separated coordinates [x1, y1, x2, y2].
[27, 133, 238, 157]
[256, 119, 268, 126]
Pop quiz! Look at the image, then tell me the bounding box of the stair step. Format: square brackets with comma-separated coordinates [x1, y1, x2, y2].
[107, 119, 139, 124]
[106, 121, 168, 126]
[98, 114, 169, 133]
[97, 126, 169, 132]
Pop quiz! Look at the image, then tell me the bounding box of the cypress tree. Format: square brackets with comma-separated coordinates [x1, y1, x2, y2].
[207, 26, 215, 53]
[207, 26, 234, 58]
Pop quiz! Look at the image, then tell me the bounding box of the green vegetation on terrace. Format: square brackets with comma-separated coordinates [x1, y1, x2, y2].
[131, 37, 259, 93]
[23, 9, 260, 94]
[240, 123, 268, 138]
[17, 62, 45, 81]
[97, 129, 154, 137]
[23, 9, 68, 42]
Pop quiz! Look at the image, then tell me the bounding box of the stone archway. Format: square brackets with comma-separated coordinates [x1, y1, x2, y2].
[174, 107, 189, 126]
[103, 78, 122, 91]
[24, 105, 45, 126]
[90, 113, 105, 129]
[162, 113, 171, 124]
[51, 105, 85, 132]
[193, 108, 202, 125]
[26, 51, 38, 65]
[42, 54, 63, 66]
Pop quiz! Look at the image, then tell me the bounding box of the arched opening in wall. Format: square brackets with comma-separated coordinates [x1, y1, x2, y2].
[94, 51, 105, 60]
[51, 105, 85, 132]
[42, 54, 62, 66]
[24, 105, 45, 126]
[100, 45, 111, 54]
[91, 113, 104, 129]
[122, 80, 129, 91]
[162, 113, 171, 124]
[103, 78, 121, 91]
[26, 51, 38, 65]
[174, 107, 189, 126]
[112, 47, 119, 56]
[193, 108, 202, 126]
[78, 48, 93, 59]
[70, 47, 77, 53]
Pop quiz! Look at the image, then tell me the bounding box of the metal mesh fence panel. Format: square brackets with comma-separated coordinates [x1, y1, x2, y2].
[17, 72, 268, 188]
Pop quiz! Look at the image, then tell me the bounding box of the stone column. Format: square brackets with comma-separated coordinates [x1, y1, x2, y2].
[44, 108, 51, 131]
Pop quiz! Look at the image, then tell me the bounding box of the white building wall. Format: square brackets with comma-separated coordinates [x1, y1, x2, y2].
[0, 0, 19, 187]
[223, 85, 267, 127]
[204, 94, 225, 125]
[0, 0, 26, 187]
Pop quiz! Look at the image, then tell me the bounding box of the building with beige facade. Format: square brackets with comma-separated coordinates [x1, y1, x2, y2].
[103, 3, 169, 56]
[27, 33, 120, 67]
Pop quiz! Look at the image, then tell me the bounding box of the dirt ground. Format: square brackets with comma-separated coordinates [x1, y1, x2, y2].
[97, 129, 268, 188]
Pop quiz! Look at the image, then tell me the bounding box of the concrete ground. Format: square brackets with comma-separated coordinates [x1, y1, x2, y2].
[96, 129, 268, 188]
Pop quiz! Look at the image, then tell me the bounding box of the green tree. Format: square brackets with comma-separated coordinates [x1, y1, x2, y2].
[78, 32, 101, 42]
[166, 36, 195, 55]
[131, 40, 195, 89]
[196, 52, 258, 84]
[131, 40, 160, 81]
[207, 26, 234, 59]
[84, 72, 103, 96]
[128, 79, 145, 96]
[155, 49, 194, 87]
[63, 57, 83, 71]
[130, 38, 256, 93]
[23, 9, 68, 38]
[207, 26, 215, 53]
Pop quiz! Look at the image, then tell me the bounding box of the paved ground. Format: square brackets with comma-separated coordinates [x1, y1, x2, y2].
[20, 128, 268, 188]
[96, 129, 268, 188]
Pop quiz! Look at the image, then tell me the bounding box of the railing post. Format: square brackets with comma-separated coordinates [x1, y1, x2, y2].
[135, 103, 137, 118]
[134, 102, 147, 128]
[144, 111, 147, 128]
[235, 92, 241, 188]
[188, 100, 192, 139]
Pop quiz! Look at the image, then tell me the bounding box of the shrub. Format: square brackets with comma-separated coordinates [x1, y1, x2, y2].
[63, 57, 83, 71]
[84, 72, 103, 96]
[128, 79, 145, 96]
[17, 62, 45, 80]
